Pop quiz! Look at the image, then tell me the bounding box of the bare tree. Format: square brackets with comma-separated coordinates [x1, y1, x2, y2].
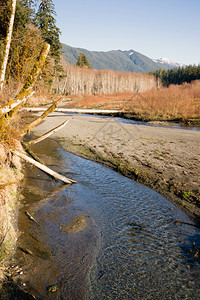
[52, 65, 159, 95]
[0, 0, 17, 92]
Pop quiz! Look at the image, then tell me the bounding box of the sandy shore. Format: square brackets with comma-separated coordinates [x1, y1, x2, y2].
[31, 112, 200, 223]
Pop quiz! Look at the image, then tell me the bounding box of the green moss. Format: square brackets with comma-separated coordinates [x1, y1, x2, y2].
[182, 191, 193, 200]
[118, 162, 139, 179]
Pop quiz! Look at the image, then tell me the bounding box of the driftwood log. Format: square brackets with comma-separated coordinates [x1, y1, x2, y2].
[27, 120, 69, 145]
[21, 141, 44, 164]
[14, 150, 76, 184]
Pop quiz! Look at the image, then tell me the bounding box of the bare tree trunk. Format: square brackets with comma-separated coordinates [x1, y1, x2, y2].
[0, 0, 17, 92]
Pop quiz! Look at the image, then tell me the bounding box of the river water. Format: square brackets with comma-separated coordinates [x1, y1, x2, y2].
[15, 139, 200, 299]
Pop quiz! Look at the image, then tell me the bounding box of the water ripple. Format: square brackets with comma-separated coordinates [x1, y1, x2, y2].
[59, 148, 200, 299]
[17, 142, 200, 299]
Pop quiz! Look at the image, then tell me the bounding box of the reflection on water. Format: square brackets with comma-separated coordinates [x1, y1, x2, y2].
[16, 139, 200, 299]
[15, 140, 98, 300]
[59, 148, 200, 299]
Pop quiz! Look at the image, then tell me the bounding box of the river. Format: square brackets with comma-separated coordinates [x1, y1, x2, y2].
[12, 138, 200, 299]
[65, 112, 200, 131]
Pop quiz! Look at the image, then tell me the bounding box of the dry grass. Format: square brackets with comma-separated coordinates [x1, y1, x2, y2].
[65, 80, 200, 121]
[0, 121, 21, 146]
[124, 81, 200, 120]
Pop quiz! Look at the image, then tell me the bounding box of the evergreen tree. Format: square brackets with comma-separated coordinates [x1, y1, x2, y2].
[150, 65, 200, 87]
[0, 0, 11, 40]
[76, 53, 92, 69]
[0, 0, 45, 84]
[20, 0, 37, 19]
[35, 0, 61, 59]
[0, 0, 31, 72]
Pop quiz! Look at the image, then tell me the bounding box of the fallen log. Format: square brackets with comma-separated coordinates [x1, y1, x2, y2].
[21, 97, 64, 135]
[22, 107, 120, 114]
[28, 120, 69, 145]
[21, 141, 44, 164]
[14, 150, 76, 184]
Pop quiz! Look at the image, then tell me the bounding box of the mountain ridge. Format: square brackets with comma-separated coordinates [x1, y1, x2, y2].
[153, 57, 186, 68]
[62, 44, 183, 73]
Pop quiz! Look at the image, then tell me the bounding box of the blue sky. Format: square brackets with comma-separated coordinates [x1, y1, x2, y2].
[54, 0, 200, 65]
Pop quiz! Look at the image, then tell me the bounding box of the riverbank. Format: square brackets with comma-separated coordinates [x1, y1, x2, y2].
[3, 136, 200, 299]
[31, 112, 200, 223]
[0, 142, 23, 281]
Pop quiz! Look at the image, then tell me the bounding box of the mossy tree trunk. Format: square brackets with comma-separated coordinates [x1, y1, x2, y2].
[21, 96, 63, 135]
[0, 43, 50, 121]
[16, 43, 51, 99]
[27, 120, 69, 145]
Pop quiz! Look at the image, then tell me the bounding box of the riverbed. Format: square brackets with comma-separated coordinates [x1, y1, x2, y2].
[10, 136, 200, 299]
[28, 112, 200, 220]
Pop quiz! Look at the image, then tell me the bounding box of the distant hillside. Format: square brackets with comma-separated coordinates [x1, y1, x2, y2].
[62, 44, 177, 73]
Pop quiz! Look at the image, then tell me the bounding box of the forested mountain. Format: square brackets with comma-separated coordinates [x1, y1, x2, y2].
[62, 44, 179, 73]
